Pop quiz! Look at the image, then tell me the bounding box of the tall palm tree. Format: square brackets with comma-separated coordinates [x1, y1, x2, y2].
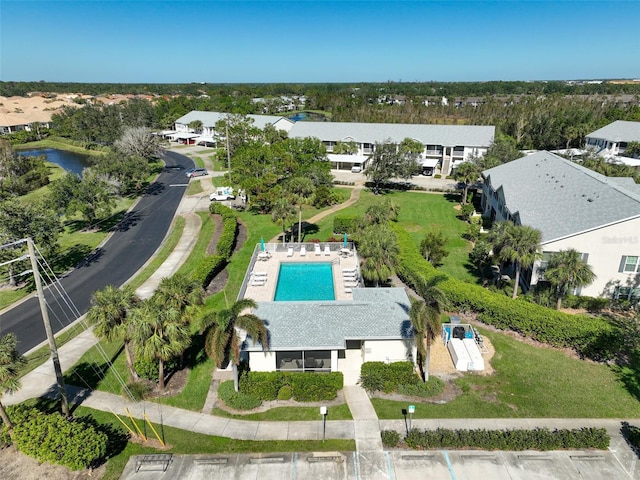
[499, 224, 542, 299]
[453, 161, 481, 205]
[409, 277, 447, 382]
[271, 197, 296, 243]
[544, 249, 596, 309]
[130, 299, 191, 390]
[287, 177, 315, 244]
[86, 284, 139, 379]
[198, 298, 269, 370]
[358, 224, 399, 287]
[0, 333, 26, 429]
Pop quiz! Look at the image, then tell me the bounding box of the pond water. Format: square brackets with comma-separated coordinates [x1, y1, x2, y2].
[18, 148, 92, 176]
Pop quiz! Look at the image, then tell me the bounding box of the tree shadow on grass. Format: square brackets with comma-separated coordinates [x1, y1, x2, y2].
[63, 344, 126, 391]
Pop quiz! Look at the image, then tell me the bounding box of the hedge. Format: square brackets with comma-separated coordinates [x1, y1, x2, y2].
[392, 225, 620, 360]
[405, 427, 609, 451]
[239, 371, 344, 403]
[218, 380, 262, 410]
[191, 203, 239, 287]
[360, 362, 444, 397]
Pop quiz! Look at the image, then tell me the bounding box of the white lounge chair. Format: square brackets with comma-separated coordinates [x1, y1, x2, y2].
[342, 267, 357, 273]
[343, 272, 357, 278]
[251, 271, 268, 277]
[251, 278, 267, 286]
[300, 245, 307, 256]
[314, 244, 322, 256]
[324, 245, 331, 256]
[287, 247, 294, 257]
[344, 280, 359, 287]
[344, 287, 353, 294]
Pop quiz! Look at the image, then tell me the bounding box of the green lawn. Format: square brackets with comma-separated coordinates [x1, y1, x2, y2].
[211, 402, 353, 421]
[372, 328, 640, 419]
[311, 190, 475, 282]
[76, 406, 355, 480]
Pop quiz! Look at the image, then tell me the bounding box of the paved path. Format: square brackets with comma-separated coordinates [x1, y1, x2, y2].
[7, 147, 640, 479]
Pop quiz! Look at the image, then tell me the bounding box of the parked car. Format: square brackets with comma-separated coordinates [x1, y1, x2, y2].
[351, 165, 362, 173]
[210, 187, 236, 201]
[185, 168, 208, 178]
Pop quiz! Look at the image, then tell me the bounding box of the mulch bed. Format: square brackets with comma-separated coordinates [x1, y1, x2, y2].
[204, 215, 248, 296]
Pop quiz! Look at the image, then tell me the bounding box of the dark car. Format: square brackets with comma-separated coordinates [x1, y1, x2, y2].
[185, 168, 208, 178]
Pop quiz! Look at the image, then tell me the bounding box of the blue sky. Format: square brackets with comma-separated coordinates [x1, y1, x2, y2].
[1, 1, 639, 83]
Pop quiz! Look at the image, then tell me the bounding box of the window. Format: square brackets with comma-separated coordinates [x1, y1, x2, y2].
[620, 255, 640, 273]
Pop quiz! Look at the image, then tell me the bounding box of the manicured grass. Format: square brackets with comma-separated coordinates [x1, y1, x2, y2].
[191, 156, 204, 168]
[371, 329, 640, 419]
[14, 137, 107, 156]
[211, 402, 353, 421]
[186, 178, 204, 195]
[311, 190, 475, 282]
[76, 406, 355, 480]
[156, 356, 215, 411]
[176, 211, 217, 278]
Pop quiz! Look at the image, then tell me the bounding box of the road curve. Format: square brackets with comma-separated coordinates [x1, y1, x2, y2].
[0, 150, 194, 354]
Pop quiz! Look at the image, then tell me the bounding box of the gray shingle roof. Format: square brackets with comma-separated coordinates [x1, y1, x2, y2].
[174, 111, 292, 129]
[288, 121, 495, 147]
[586, 120, 640, 143]
[483, 151, 640, 243]
[247, 288, 412, 351]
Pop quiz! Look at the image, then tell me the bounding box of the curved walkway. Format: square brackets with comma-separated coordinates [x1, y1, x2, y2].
[6, 149, 640, 479]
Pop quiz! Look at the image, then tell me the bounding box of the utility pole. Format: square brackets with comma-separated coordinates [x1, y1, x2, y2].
[27, 237, 70, 417]
[226, 122, 232, 185]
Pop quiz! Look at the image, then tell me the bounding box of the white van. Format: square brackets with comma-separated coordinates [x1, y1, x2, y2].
[210, 187, 235, 201]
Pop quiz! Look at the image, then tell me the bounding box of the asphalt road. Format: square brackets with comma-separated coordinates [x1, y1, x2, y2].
[0, 150, 194, 354]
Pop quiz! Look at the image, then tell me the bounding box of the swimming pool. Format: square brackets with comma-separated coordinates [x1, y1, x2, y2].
[274, 262, 335, 301]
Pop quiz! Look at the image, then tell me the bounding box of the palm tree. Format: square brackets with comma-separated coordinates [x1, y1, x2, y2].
[0, 333, 26, 429]
[544, 249, 596, 309]
[287, 177, 315, 244]
[271, 197, 296, 243]
[358, 224, 399, 286]
[499, 224, 542, 299]
[86, 284, 139, 379]
[130, 300, 191, 390]
[363, 198, 399, 225]
[453, 161, 481, 205]
[198, 298, 269, 370]
[409, 277, 447, 382]
[153, 274, 203, 316]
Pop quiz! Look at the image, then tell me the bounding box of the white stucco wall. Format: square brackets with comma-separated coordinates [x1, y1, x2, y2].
[248, 351, 277, 371]
[532, 216, 640, 297]
[362, 339, 415, 364]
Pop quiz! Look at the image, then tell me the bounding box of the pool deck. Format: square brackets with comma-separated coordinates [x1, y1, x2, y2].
[243, 244, 360, 302]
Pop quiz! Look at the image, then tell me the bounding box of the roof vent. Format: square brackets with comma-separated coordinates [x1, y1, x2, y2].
[587, 198, 594, 202]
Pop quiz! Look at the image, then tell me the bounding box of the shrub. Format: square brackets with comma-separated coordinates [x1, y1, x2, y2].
[360, 362, 418, 394]
[434, 174, 442, 179]
[240, 371, 343, 402]
[218, 380, 262, 410]
[381, 429, 401, 448]
[392, 224, 620, 361]
[191, 253, 226, 288]
[405, 427, 609, 451]
[277, 385, 293, 400]
[12, 408, 109, 470]
[397, 377, 445, 398]
[333, 216, 359, 235]
[125, 381, 151, 401]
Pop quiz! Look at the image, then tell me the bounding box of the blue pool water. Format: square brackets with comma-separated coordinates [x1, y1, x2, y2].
[274, 263, 335, 301]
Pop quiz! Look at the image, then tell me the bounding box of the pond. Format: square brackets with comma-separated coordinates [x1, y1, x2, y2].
[18, 148, 93, 176]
